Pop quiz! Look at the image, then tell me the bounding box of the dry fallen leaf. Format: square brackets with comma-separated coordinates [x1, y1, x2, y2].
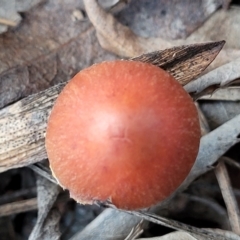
[1, 1, 240, 239]
[200, 101, 240, 129]
[115, 0, 222, 39]
[83, 0, 240, 71]
[199, 87, 240, 101]
[70, 208, 142, 240]
[0, 0, 116, 109]
[183, 113, 240, 186]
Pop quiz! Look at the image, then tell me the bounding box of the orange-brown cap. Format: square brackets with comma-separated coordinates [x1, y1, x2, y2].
[45, 60, 200, 210]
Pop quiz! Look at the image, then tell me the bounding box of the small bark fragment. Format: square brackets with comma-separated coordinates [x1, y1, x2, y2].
[133, 41, 225, 85]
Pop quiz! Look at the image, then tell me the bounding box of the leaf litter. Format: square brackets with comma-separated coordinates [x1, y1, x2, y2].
[0, 41, 224, 173]
[0, 0, 240, 239]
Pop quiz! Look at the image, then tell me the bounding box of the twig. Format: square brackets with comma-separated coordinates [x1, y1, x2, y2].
[224, 156, 240, 170]
[215, 160, 240, 235]
[124, 210, 233, 240]
[28, 163, 58, 184]
[99, 201, 234, 240]
[0, 198, 37, 217]
[0, 17, 18, 27]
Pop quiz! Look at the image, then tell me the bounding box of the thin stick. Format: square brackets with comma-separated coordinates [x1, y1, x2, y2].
[224, 156, 240, 170]
[28, 163, 57, 184]
[0, 198, 37, 217]
[215, 160, 240, 235]
[0, 17, 18, 27]
[98, 201, 232, 240]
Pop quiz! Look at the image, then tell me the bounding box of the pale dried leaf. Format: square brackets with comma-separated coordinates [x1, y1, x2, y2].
[137, 231, 197, 240]
[0, 0, 117, 109]
[200, 101, 240, 129]
[99, 0, 130, 12]
[83, 0, 176, 57]
[98, 0, 121, 8]
[199, 87, 240, 101]
[184, 58, 240, 95]
[116, 0, 221, 39]
[29, 175, 61, 240]
[189, 7, 240, 49]
[83, 0, 240, 69]
[70, 208, 141, 240]
[182, 113, 240, 187]
[0, 1, 21, 33]
[0, 28, 116, 109]
[0, 0, 125, 78]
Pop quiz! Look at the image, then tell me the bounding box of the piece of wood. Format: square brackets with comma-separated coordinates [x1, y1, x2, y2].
[0, 17, 18, 27]
[0, 83, 65, 172]
[0, 41, 224, 173]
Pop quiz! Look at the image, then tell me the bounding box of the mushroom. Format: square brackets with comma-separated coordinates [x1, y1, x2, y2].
[45, 60, 200, 210]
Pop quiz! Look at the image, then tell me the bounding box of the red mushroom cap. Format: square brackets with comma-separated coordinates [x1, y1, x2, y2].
[45, 60, 200, 210]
